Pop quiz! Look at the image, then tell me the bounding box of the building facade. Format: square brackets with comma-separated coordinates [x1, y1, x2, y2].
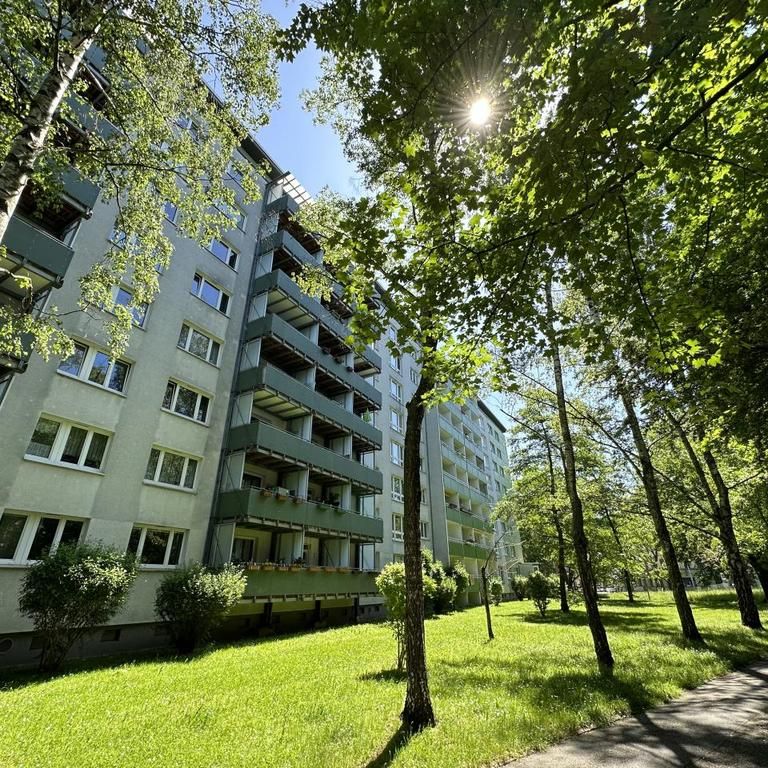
[0, 132, 526, 666]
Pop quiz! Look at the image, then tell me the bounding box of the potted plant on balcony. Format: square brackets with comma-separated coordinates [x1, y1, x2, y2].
[277, 562, 289, 571]
[291, 494, 303, 504]
[246, 562, 260, 572]
[290, 559, 304, 572]
[308, 564, 323, 572]
[261, 562, 276, 572]
[260, 487, 272, 497]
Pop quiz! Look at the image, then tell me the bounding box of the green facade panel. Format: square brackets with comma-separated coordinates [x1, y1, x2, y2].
[1, 216, 74, 281]
[243, 568, 379, 601]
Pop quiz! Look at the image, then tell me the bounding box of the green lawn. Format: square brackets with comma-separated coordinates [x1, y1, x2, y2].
[1, 592, 766, 768]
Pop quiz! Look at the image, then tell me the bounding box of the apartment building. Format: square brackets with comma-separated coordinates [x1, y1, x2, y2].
[0, 114, 525, 667]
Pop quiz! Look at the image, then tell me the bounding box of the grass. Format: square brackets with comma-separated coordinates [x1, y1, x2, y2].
[0, 591, 766, 768]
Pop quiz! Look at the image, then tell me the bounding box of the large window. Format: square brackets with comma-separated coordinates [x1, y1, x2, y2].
[390, 355, 401, 374]
[58, 341, 130, 393]
[409, 368, 419, 385]
[390, 408, 403, 434]
[26, 416, 110, 471]
[177, 323, 221, 366]
[389, 379, 402, 403]
[114, 286, 148, 327]
[390, 440, 404, 467]
[127, 525, 185, 567]
[208, 237, 238, 269]
[191, 272, 229, 314]
[144, 447, 199, 490]
[0, 511, 84, 563]
[392, 514, 403, 542]
[391, 475, 404, 502]
[162, 380, 210, 424]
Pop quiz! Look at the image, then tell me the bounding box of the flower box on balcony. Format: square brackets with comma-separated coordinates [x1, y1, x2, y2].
[289, 564, 303, 572]
[277, 564, 289, 571]
[261, 563, 276, 571]
[323, 566, 338, 573]
[260, 488, 272, 497]
[308, 565, 323, 572]
[337, 567, 352, 574]
[247, 563, 260, 572]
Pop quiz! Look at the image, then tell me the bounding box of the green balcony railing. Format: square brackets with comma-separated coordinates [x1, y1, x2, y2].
[448, 540, 494, 561]
[265, 194, 300, 218]
[442, 472, 490, 505]
[1, 216, 74, 281]
[261, 228, 318, 266]
[445, 505, 493, 532]
[244, 313, 382, 408]
[219, 488, 383, 540]
[61, 167, 100, 211]
[243, 567, 379, 601]
[237, 363, 382, 448]
[229, 420, 383, 492]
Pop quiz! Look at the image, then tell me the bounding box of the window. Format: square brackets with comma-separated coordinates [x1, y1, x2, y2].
[410, 368, 419, 385]
[114, 286, 148, 327]
[390, 379, 402, 403]
[109, 227, 130, 248]
[390, 408, 403, 434]
[390, 355, 401, 374]
[191, 272, 229, 314]
[144, 447, 199, 490]
[242, 473, 262, 490]
[227, 151, 250, 186]
[387, 326, 397, 343]
[177, 323, 221, 366]
[208, 237, 238, 269]
[162, 380, 210, 424]
[26, 416, 109, 471]
[390, 440, 404, 467]
[232, 537, 255, 563]
[58, 342, 130, 393]
[0, 512, 84, 563]
[392, 514, 403, 542]
[391, 475, 404, 502]
[163, 201, 178, 223]
[420, 521, 429, 540]
[127, 525, 185, 566]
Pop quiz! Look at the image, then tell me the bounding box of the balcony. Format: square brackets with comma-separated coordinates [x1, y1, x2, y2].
[449, 540, 493, 561]
[446, 505, 493, 532]
[237, 362, 382, 450]
[61, 167, 100, 211]
[442, 472, 490, 504]
[242, 567, 379, 602]
[245, 313, 382, 409]
[229, 419, 383, 492]
[1, 216, 74, 286]
[265, 193, 300, 218]
[219, 488, 383, 540]
[261, 228, 318, 268]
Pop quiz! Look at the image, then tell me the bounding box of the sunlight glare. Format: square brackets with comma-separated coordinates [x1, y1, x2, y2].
[468, 96, 492, 126]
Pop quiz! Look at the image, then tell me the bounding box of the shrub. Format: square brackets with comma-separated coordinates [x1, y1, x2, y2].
[526, 572, 557, 617]
[376, 563, 407, 671]
[510, 575, 527, 600]
[433, 576, 458, 613]
[155, 563, 245, 653]
[488, 576, 504, 606]
[446, 562, 471, 606]
[19, 543, 137, 672]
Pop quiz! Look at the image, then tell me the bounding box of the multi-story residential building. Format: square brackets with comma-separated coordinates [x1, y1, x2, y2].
[0, 129, 527, 666]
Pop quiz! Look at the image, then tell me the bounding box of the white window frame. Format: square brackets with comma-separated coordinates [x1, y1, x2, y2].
[420, 521, 429, 540]
[390, 379, 402, 403]
[390, 408, 403, 434]
[390, 354, 401, 374]
[410, 368, 419, 385]
[191, 272, 230, 314]
[0, 511, 86, 565]
[392, 513, 404, 542]
[162, 379, 211, 425]
[57, 341, 131, 394]
[25, 415, 111, 473]
[163, 200, 179, 224]
[391, 475, 404, 502]
[177, 322, 221, 366]
[127, 524, 186, 569]
[144, 446, 200, 491]
[208, 236, 239, 270]
[390, 440, 404, 467]
[226, 150, 250, 186]
[113, 285, 148, 328]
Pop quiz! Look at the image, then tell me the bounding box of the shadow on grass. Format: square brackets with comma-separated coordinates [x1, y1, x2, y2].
[359, 668, 408, 683]
[363, 723, 413, 768]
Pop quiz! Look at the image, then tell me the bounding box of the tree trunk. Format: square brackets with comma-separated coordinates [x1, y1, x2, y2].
[702, 449, 763, 630]
[0, 29, 97, 241]
[545, 440, 570, 612]
[748, 555, 768, 603]
[669, 415, 762, 630]
[481, 566, 494, 640]
[545, 280, 614, 671]
[603, 508, 636, 604]
[617, 388, 702, 640]
[401, 366, 436, 732]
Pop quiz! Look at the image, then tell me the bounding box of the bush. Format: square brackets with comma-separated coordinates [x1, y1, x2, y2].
[433, 576, 458, 613]
[526, 572, 558, 617]
[422, 549, 459, 614]
[376, 563, 407, 671]
[510, 575, 527, 600]
[488, 576, 504, 606]
[446, 562, 471, 606]
[155, 563, 245, 653]
[19, 543, 138, 672]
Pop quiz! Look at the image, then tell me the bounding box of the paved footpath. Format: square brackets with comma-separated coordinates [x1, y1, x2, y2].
[506, 659, 768, 768]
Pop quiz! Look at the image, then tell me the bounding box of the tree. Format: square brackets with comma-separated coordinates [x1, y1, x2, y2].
[488, 576, 503, 606]
[19, 543, 137, 672]
[376, 563, 408, 673]
[155, 563, 245, 653]
[0, 0, 278, 359]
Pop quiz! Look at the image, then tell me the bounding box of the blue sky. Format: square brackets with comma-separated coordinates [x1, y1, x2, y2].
[256, 0, 358, 197]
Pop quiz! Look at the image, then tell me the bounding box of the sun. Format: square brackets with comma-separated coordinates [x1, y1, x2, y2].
[468, 96, 492, 126]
